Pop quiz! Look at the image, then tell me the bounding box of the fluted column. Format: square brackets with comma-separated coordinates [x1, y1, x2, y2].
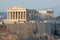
[10, 12, 11, 19]
[15, 12, 16, 19]
[20, 12, 21, 19]
[11, 12, 12, 19]
[12, 12, 13, 19]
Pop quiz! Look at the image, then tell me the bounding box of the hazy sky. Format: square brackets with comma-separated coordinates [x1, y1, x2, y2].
[0, 0, 60, 16]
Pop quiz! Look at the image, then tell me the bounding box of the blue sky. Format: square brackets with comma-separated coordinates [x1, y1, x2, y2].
[0, 0, 60, 16]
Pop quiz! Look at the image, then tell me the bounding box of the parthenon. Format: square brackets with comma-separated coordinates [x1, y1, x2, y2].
[7, 7, 27, 22]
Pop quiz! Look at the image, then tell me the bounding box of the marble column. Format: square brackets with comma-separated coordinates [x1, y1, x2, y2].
[20, 12, 21, 19]
[22, 12, 24, 19]
[12, 12, 13, 19]
[15, 12, 16, 19]
[10, 12, 11, 19]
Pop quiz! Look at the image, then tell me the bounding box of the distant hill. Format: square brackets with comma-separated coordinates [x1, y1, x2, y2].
[0, 12, 7, 20]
